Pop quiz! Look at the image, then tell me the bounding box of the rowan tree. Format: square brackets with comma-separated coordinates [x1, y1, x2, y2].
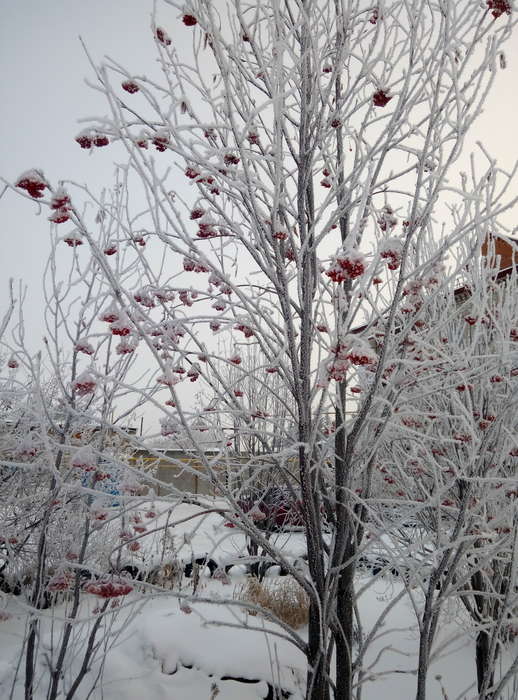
[6, 1, 518, 699]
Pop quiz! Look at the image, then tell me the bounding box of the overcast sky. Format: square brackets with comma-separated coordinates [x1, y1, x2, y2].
[2, 2, 518, 309]
[0, 1, 178, 322]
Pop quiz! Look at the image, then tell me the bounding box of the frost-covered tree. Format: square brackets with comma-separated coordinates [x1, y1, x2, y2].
[0, 243, 152, 700]
[371, 235, 518, 698]
[6, 1, 518, 699]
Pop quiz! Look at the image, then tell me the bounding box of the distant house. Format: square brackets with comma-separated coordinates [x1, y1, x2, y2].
[481, 232, 518, 275]
[132, 420, 227, 496]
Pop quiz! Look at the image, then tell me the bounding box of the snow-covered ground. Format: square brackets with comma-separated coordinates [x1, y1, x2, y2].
[0, 501, 516, 699]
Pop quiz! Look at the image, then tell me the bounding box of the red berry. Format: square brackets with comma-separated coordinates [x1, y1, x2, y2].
[49, 208, 70, 224]
[224, 152, 240, 166]
[75, 340, 95, 356]
[156, 27, 171, 45]
[64, 232, 84, 247]
[369, 8, 379, 24]
[15, 170, 48, 199]
[487, 1, 512, 19]
[122, 80, 139, 93]
[152, 130, 169, 152]
[373, 89, 393, 107]
[50, 188, 70, 209]
[185, 166, 200, 179]
[75, 132, 93, 149]
[93, 134, 109, 147]
[73, 371, 97, 396]
[182, 14, 198, 26]
[84, 579, 133, 598]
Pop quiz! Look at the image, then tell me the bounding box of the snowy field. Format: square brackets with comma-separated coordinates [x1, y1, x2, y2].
[0, 501, 516, 699]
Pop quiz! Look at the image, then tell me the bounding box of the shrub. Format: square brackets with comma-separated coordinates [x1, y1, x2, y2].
[235, 576, 309, 629]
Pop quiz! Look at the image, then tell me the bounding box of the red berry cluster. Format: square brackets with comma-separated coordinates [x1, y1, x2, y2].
[487, 1, 512, 19]
[16, 170, 48, 198]
[133, 288, 156, 308]
[156, 27, 171, 45]
[64, 232, 84, 247]
[73, 372, 97, 396]
[110, 320, 131, 336]
[75, 131, 109, 149]
[116, 340, 135, 356]
[75, 340, 94, 356]
[196, 222, 220, 238]
[99, 304, 119, 324]
[377, 205, 397, 232]
[187, 364, 201, 382]
[152, 131, 170, 152]
[347, 347, 377, 366]
[183, 257, 209, 273]
[284, 246, 296, 261]
[373, 89, 393, 107]
[234, 323, 254, 338]
[369, 8, 379, 24]
[380, 244, 402, 270]
[84, 580, 133, 598]
[224, 152, 240, 166]
[49, 187, 71, 224]
[122, 80, 139, 94]
[453, 433, 471, 443]
[320, 168, 332, 188]
[326, 249, 366, 283]
[185, 166, 200, 179]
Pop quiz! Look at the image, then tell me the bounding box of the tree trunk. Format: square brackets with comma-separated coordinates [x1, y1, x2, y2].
[334, 553, 355, 700]
[476, 631, 494, 699]
[307, 602, 331, 700]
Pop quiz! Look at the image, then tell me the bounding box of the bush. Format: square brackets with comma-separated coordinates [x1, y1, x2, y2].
[235, 576, 309, 629]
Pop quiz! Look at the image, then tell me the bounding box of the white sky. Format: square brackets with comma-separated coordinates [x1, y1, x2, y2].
[0, 1, 178, 323]
[1, 1, 517, 310]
